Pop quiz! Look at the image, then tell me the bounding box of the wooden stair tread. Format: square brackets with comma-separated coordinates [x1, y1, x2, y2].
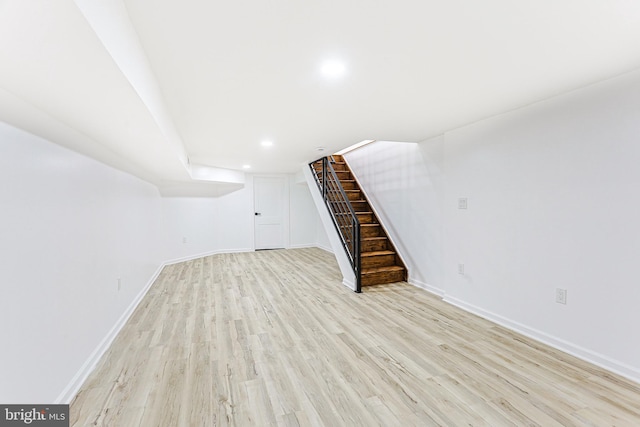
[362, 265, 405, 273]
[362, 236, 387, 241]
[361, 250, 395, 257]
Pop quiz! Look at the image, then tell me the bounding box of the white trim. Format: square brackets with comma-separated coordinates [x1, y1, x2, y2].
[289, 243, 318, 249]
[342, 278, 356, 291]
[444, 295, 640, 385]
[315, 244, 334, 254]
[164, 249, 221, 265]
[408, 278, 444, 298]
[216, 248, 254, 255]
[164, 248, 253, 265]
[55, 263, 164, 404]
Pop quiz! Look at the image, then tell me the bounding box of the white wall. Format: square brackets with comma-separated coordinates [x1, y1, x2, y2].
[315, 219, 331, 252]
[290, 173, 324, 249]
[442, 70, 640, 381]
[0, 122, 164, 403]
[215, 177, 255, 252]
[161, 178, 254, 261]
[161, 197, 219, 261]
[345, 69, 640, 382]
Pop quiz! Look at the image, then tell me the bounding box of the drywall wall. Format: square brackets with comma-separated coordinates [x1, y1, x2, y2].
[344, 139, 445, 294]
[161, 197, 220, 261]
[293, 169, 330, 250]
[290, 174, 323, 249]
[345, 69, 640, 381]
[315, 220, 331, 252]
[442, 70, 640, 381]
[161, 177, 254, 262]
[214, 177, 255, 252]
[0, 121, 164, 403]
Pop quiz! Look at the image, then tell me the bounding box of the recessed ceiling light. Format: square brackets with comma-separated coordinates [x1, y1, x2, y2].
[261, 140, 273, 147]
[242, 164, 251, 169]
[321, 60, 346, 78]
[316, 147, 326, 152]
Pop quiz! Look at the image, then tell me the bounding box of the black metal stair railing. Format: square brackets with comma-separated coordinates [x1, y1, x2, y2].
[310, 156, 361, 292]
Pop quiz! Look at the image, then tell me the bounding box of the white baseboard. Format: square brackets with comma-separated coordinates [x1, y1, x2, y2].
[315, 244, 334, 254]
[164, 248, 253, 265]
[289, 243, 317, 249]
[216, 248, 254, 255]
[342, 278, 356, 291]
[444, 295, 640, 385]
[408, 278, 444, 298]
[55, 264, 164, 404]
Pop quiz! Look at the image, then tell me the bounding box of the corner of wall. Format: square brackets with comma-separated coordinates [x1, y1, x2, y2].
[55, 263, 165, 404]
[408, 278, 444, 298]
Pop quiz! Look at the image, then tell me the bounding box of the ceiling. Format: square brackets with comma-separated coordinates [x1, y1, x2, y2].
[1, 0, 640, 195]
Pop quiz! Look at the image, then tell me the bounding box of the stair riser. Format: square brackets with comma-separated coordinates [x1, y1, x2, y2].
[336, 214, 376, 225]
[361, 226, 382, 238]
[312, 165, 350, 180]
[334, 171, 351, 180]
[357, 213, 374, 223]
[361, 255, 396, 269]
[340, 181, 358, 190]
[350, 201, 369, 211]
[346, 191, 363, 201]
[362, 270, 406, 286]
[331, 163, 348, 172]
[361, 239, 389, 252]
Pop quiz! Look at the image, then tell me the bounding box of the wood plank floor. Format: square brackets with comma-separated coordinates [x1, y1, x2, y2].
[70, 248, 640, 426]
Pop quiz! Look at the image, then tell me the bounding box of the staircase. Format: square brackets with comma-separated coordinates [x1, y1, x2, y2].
[311, 155, 407, 289]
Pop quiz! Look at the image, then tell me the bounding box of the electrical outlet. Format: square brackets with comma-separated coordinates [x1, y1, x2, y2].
[117, 278, 122, 291]
[458, 198, 468, 209]
[556, 288, 567, 304]
[182, 236, 187, 244]
[458, 263, 465, 275]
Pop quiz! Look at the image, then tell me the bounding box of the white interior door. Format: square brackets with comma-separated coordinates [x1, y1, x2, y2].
[254, 177, 286, 250]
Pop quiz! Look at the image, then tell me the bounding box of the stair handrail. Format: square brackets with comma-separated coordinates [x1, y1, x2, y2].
[310, 156, 361, 292]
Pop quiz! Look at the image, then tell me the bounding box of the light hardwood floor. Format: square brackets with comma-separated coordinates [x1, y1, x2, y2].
[71, 248, 640, 426]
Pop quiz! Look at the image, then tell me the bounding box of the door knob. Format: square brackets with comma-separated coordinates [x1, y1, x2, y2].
[255, 212, 261, 216]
